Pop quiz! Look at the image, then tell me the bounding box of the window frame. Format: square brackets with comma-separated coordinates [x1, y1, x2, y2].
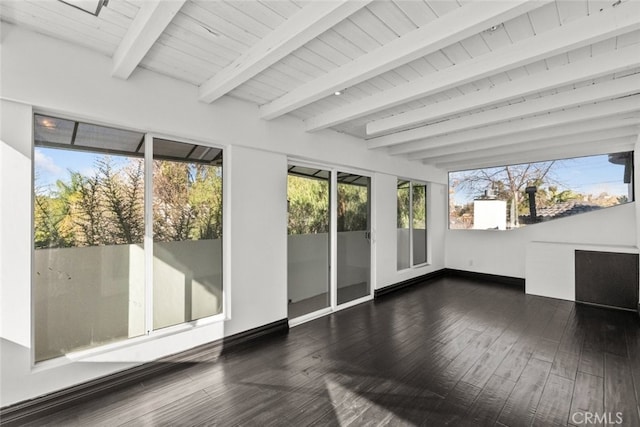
[31, 113, 227, 365]
[397, 179, 430, 271]
[447, 151, 635, 231]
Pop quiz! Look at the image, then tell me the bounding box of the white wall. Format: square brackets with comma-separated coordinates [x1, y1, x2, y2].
[446, 202, 637, 278]
[0, 25, 447, 406]
[225, 146, 288, 336]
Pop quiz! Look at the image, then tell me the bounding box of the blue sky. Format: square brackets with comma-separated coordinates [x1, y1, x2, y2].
[34, 147, 131, 191]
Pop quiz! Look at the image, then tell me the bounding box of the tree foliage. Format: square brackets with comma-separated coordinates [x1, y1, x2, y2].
[337, 182, 368, 232]
[287, 175, 329, 235]
[397, 182, 426, 229]
[153, 160, 222, 241]
[34, 153, 222, 249]
[287, 175, 370, 235]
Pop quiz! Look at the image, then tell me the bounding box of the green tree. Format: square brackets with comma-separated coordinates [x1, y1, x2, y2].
[337, 182, 368, 232]
[287, 175, 329, 235]
[397, 181, 410, 229]
[189, 164, 223, 240]
[153, 160, 223, 242]
[34, 177, 75, 249]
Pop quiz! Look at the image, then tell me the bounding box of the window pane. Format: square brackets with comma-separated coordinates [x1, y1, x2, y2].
[287, 172, 330, 318]
[336, 177, 369, 232]
[412, 182, 427, 265]
[337, 175, 371, 304]
[397, 180, 410, 270]
[449, 152, 633, 230]
[152, 139, 223, 330]
[33, 145, 145, 362]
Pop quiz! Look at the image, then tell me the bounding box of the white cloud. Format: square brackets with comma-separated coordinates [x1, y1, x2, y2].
[34, 150, 63, 176]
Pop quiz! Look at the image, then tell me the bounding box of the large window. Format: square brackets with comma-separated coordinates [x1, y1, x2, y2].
[449, 152, 633, 230]
[397, 180, 428, 269]
[33, 114, 223, 362]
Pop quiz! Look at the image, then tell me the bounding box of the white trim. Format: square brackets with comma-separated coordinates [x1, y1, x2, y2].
[335, 168, 374, 307]
[366, 47, 640, 140]
[334, 295, 374, 312]
[396, 178, 431, 271]
[286, 160, 375, 324]
[304, 0, 640, 132]
[288, 307, 332, 328]
[330, 167, 338, 310]
[144, 133, 154, 334]
[112, 1, 186, 80]
[261, 0, 548, 122]
[199, 0, 370, 103]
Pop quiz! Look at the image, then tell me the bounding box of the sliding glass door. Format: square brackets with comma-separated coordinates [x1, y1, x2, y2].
[287, 165, 372, 322]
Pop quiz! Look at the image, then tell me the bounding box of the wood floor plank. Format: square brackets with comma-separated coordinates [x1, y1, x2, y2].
[497, 357, 552, 427]
[604, 353, 640, 427]
[432, 327, 503, 395]
[625, 317, 640, 410]
[541, 303, 573, 343]
[579, 347, 605, 378]
[604, 311, 630, 358]
[11, 278, 640, 427]
[120, 390, 215, 426]
[424, 380, 482, 425]
[570, 372, 604, 427]
[533, 373, 574, 426]
[493, 338, 537, 382]
[460, 329, 519, 388]
[465, 374, 517, 426]
[551, 350, 580, 380]
[532, 337, 561, 363]
[558, 307, 586, 356]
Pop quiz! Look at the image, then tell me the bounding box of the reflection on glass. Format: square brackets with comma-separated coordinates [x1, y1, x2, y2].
[412, 182, 427, 265]
[287, 170, 330, 319]
[337, 173, 370, 305]
[33, 146, 145, 362]
[397, 180, 410, 270]
[152, 138, 223, 330]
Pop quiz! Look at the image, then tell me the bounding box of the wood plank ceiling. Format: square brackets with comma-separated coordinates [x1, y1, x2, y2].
[2, 0, 639, 171]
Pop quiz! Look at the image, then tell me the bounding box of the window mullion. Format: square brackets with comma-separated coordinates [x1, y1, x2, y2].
[409, 182, 414, 268]
[144, 134, 154, 335]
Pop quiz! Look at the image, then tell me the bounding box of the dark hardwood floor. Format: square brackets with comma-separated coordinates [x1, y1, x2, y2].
[14, 277, 640, 426]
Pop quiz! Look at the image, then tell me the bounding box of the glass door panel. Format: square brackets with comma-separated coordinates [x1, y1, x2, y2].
[397, 180, 410, 270]
[287, 166, 331, 319]
[412, 182, 427, 265]
[336, 172, 371, 305]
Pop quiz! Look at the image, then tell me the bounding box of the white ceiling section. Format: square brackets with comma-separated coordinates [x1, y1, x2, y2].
[1, 0, 639, 171]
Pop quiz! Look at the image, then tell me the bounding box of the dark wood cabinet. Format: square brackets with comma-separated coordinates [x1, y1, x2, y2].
[575, 250, 639, 310]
